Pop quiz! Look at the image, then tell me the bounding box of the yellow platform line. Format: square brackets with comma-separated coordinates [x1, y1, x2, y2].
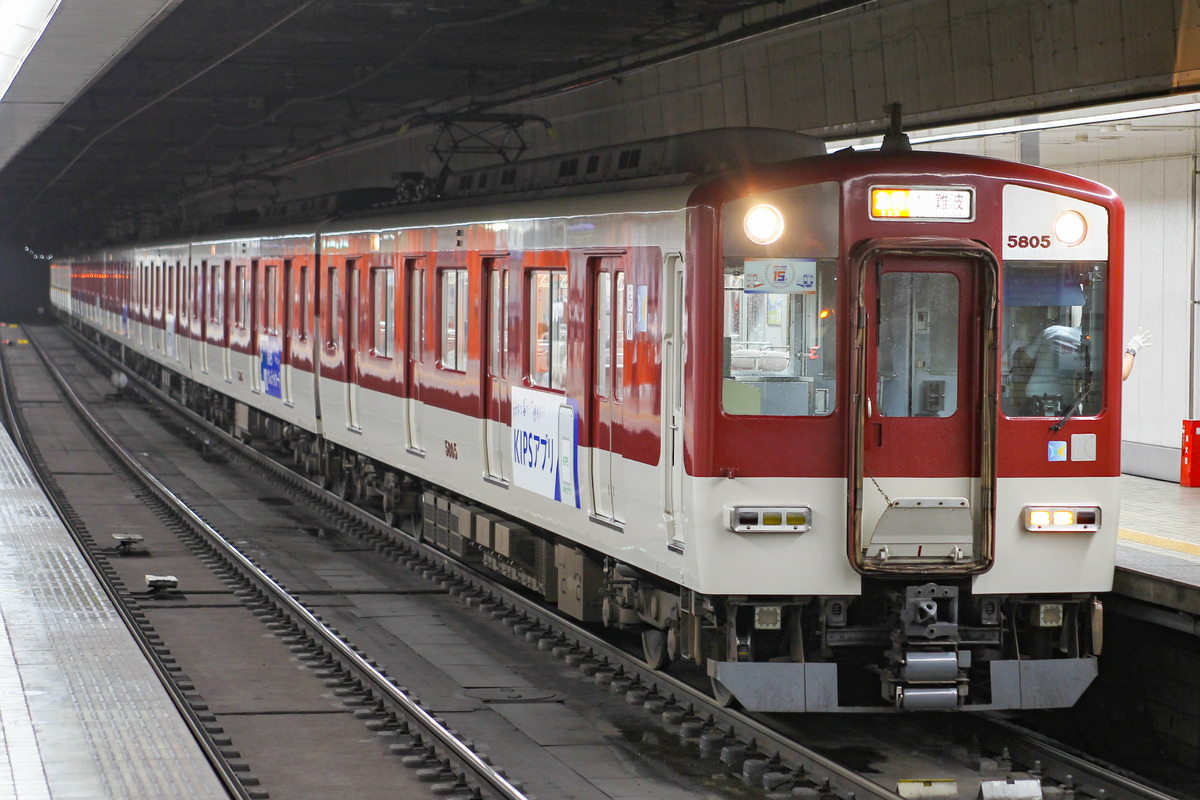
[1119, 527, 1200, 558]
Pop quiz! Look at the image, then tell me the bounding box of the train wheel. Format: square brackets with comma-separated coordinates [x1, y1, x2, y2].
[641, 628, 670, 670]
[710, 675, 739, 709]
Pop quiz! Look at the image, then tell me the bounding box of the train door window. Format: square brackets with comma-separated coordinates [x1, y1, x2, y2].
[722, 257, 838, 416]
[371, 266, 395, 358]
[192, 263, 202, 324]
[326, 266, 340, 349]
[408, 263, 423, 361]
[348, 259, 361, 353]
[154, 264, 162, 314]
[876, 272, 958, 418]
[596, 272, 611, 397]
[614, 271, 625, 400]
[211, 262, 225, 326]
[439, 268, 469, 371]
[235, 265, 247, 328]
[528, 269, 568, 390]
[298, 264, 309, 341]
[180, 263, 189, 321]
[1000, 262, 1107, 417]
[265, 265, 280, 334]
[223, 261, 233, 330]
[488, 268, 508, 378]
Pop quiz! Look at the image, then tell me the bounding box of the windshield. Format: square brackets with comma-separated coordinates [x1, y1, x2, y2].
[1000, 262, 1107, 417]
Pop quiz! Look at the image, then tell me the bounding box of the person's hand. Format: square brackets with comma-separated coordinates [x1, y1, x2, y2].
[1126, 328, 1152, 354]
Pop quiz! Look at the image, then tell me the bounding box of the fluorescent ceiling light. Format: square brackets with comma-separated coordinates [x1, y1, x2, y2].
[0, 0, 61, 102]
[827, 95, 1200, 151]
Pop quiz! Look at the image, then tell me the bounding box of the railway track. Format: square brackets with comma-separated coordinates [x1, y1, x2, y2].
[26, 320, 1191, 800]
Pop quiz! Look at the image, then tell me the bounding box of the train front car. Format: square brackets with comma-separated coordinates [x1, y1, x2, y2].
[685, 147, 1121, 711]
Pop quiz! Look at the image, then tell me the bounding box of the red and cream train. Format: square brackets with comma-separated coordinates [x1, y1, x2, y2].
[53, 127, 1123, 711]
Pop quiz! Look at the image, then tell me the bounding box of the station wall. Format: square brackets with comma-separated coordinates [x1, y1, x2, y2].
[1057, 156, 1194, 483]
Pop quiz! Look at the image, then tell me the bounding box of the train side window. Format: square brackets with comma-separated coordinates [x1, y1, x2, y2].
[371, 266, 395, 358]
[722, 257, 838, 416]
[529, 269, 568, 391]
[439, 268, 469, 371]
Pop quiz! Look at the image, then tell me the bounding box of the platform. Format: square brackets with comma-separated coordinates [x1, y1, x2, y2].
[0, 424, 226, 798]
[1115, 473, 1200, 616]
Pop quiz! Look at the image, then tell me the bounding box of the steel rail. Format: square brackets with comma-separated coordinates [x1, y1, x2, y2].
[0, 332, 250, 800]
[58, 324, 904, 800]
[60, 322, 1187, 800]
[27, 326, 530, 800]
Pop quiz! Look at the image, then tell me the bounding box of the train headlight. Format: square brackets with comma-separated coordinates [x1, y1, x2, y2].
[1022, 505, 1100, 532]
[1053, 210, 1088, 247]
[743, 204, 784, 245]
[728, 505, 811, 533]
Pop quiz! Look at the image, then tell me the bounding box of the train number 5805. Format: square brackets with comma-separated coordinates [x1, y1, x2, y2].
[1007, 234, 1051, 249]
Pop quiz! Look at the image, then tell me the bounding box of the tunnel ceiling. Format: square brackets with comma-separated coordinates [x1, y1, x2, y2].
[0, 0, 862, 252]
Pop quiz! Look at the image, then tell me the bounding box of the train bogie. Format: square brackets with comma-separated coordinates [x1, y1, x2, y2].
[55, 127, 1123, 712]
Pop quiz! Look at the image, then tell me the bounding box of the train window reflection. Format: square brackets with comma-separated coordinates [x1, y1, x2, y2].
[876, 272, 958, 418]
[371, 266, 395, 358]
[440, 268, 469, 371]
[722, 257, 837, 416]
[529, 270, 568, 391]
[1001, 262, 1107, 417]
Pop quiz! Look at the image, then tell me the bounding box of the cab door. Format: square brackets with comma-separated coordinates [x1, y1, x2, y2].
[852, 245, 996, 573]
[589, 256, 626, 525]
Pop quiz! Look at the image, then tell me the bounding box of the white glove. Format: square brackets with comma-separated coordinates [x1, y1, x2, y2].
[1126, 328, 1152, 354]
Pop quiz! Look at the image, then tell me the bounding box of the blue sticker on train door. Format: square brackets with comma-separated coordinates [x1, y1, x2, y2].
[260, 333, 282, 399]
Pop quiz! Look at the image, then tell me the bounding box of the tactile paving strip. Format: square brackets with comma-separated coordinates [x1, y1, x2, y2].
[0, 428, 226, 799]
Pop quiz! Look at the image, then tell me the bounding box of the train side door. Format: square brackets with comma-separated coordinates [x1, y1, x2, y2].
[484, 259, 510, 483]
[662, 253, 685, 550]
[345, 259, 361, 429]
[852, 248, 996, 573]
[589, 256, 626, 525]
[405, 260, 424, 452]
